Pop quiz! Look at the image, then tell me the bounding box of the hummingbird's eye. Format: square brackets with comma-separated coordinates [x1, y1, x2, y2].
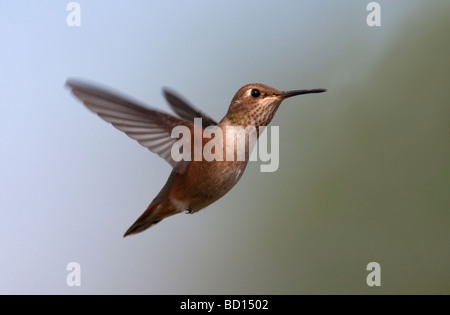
[250, 89, 261, 98]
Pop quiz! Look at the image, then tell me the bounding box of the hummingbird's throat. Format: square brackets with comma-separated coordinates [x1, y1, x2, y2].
[228, 112, 243, 124]
[227, 98, 280, 127]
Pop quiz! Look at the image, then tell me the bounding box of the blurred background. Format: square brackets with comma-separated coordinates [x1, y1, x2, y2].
[0, 1, 449, 294]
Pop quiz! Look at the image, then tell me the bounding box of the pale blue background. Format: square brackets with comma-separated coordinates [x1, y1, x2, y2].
[0, 1, 449, 294]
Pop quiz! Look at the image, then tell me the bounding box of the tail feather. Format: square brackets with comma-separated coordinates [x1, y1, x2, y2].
[123, 202, 160, 237]
[123, 170, 180, 237]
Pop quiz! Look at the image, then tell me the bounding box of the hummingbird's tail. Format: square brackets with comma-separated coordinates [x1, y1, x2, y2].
[123, 171, 179, 237]
[123, 201, 164, 237]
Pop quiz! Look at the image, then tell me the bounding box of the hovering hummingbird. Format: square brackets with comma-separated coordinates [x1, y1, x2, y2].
[66, 79, 326, 237]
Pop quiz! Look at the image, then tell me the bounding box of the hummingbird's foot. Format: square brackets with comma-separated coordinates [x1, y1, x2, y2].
[185, 207, 194, 214]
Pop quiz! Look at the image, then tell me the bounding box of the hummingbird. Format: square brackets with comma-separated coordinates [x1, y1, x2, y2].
[66, 79, 326, 237]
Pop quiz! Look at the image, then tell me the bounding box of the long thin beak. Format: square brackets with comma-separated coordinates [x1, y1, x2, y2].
[280, 88, 327, 99]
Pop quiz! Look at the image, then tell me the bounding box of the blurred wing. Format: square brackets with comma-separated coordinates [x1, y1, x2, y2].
[163, 88, 218, 128]
[66, 79, 191, 174]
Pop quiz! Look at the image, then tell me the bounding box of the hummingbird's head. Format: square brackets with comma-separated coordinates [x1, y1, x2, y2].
[223, 83, 326, 128]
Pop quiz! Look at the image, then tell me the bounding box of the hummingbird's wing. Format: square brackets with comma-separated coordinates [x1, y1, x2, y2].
[163, 88, 218, 128]
[66, 79, 191, 174]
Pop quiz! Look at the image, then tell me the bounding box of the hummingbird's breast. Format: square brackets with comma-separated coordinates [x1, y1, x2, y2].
[169, 124, 252, 213]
